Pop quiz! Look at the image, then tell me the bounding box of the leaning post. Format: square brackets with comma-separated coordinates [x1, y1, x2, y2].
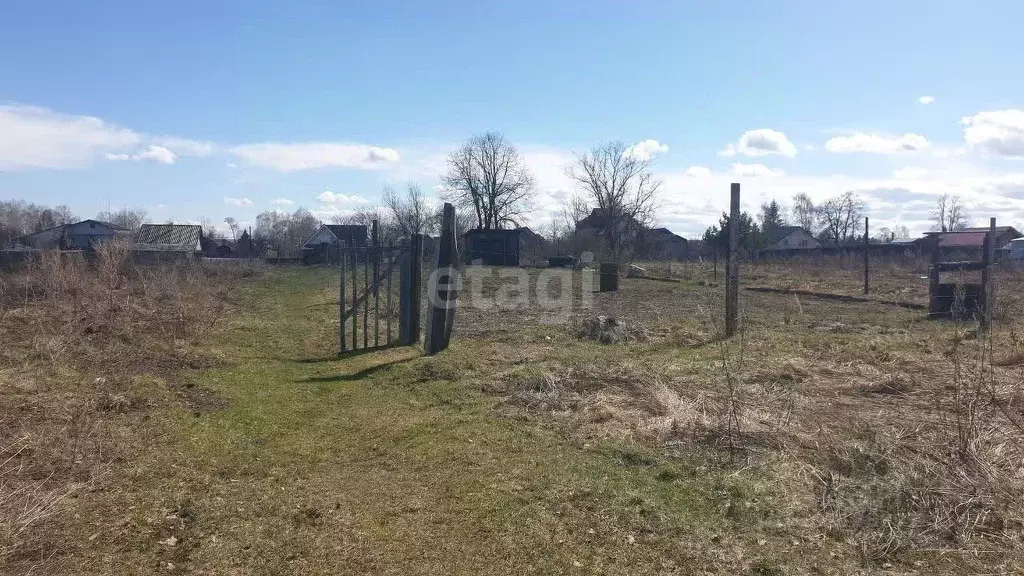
[725, 183, 740, 337]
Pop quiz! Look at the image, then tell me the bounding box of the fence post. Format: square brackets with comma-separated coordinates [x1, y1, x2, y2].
[928, 241, 940, 315]
[426, 204, 457, 355]
[981, 217, 996, 332]
[863, 217, 870, 295]
[409, 233, 423, 344]
[725, 183, 740, 337]
[339, 242, 347, 353]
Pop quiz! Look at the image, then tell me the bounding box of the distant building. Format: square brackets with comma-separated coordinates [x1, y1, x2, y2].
[13, 219, 129, 250]
[1002, 238, 1024, 261]
[301, 224, 369, 264]
[922, 226, 1022, 257]
[201, 237, 238, 258]
[762, 226, 821, 251]
[133, 224, 203, 257]
[638, 227, 689, 260]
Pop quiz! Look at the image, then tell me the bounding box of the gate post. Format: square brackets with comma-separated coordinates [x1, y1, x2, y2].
[426, 204, 458, 355]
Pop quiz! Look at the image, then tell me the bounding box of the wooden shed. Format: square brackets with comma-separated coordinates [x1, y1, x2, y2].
[464, 228, 521, 266]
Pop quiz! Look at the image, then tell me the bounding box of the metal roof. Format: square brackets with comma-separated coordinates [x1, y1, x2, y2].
[134, 224, 202, 251]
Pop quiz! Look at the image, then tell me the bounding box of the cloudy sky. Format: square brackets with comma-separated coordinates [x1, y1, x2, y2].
[3, 1, 1024, 237]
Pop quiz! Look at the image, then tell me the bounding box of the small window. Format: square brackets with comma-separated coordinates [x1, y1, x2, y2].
[90, 222, 96, 229]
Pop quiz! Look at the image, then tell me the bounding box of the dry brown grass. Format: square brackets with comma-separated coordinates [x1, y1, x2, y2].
[470, 265, 1024, 572]
[0, 242, 255, 573]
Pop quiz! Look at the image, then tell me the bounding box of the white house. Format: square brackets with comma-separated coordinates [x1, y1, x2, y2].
[763, 226, 821, 251]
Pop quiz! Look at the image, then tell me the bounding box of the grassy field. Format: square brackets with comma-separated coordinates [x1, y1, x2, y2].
[4, 260, 1023, 574]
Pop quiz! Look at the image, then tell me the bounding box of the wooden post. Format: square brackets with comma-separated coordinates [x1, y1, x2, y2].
[725, 183, 740, 337]
[928, 240, 940, 315]
[363, 247, 369, 349]
[339, 243, 347, 353]
[385, 252, 393, 345]
[981, 217, 996, 332]
[409, 233, 423, 344]
[426, 204, 457, 355]
[863, 217, 870, 295]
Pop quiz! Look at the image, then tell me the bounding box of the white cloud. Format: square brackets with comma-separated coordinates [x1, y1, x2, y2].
[731, 163, 784, 178]
[961, 109, 1024, 158]
[825, 132, 931, 154]
[105, 145, 177, 164]
[229, 142, 401, 172]
[224, 197, 253, 207]
[720, 129, 797, 158]
[684, 166, 711, 178]
[271, 198, 295, 206]
[154, 136, 215, 157]
[317, 191, 372, 206]
[134, 145, 177, 164]
[626, 139, 669, 161]
[917, 96, 935, 105]
[893, 167, 928, 179]
[0, 104, 142, 170]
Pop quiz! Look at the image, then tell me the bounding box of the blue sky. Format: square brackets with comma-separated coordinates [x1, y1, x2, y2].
[3, 0, 1024, 237]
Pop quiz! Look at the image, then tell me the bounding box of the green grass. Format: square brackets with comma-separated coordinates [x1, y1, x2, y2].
[68, 267, 813, 575]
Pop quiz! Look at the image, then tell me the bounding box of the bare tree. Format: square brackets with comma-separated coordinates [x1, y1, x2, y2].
[224, 217, 240, 241]
[818, 191, 866, 244]
[382, 183, 436, 237]
[567, 141, 661, 261]
[932, 194, 969, 232]
[791, 193, 817, 233]
[560, 192, 591, 233]
[96, 207, 147, 231]
[442, 132, 536, 230]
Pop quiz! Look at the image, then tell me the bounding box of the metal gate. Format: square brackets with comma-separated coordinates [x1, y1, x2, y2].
[338, 234, 423, 352]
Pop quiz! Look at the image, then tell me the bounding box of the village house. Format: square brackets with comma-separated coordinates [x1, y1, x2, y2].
[761, 225, 821, 252]
[301, 224, 369, 264]
[13, 219, 130, 250]
[133, 224, 203, 261]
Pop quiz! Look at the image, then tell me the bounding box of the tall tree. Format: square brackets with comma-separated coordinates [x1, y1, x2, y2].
[566, 141, 661, 261]
[791, 193, 817, 233]
[817, 191, 866, 244]
[703, 211, 763, 253]
[758, 200, 787, 236]
[382, 183, 436, 237]
[442, 132, 536, 230]
[932, 194, 969, 232]
[224, 217, 240, 241]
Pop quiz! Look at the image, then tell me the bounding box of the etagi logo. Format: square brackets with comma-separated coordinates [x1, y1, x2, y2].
[426, 252, 596, 322]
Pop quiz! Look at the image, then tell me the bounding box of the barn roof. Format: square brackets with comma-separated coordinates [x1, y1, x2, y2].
[134, 224, 202, 251]
[763, 225, 812, 245]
